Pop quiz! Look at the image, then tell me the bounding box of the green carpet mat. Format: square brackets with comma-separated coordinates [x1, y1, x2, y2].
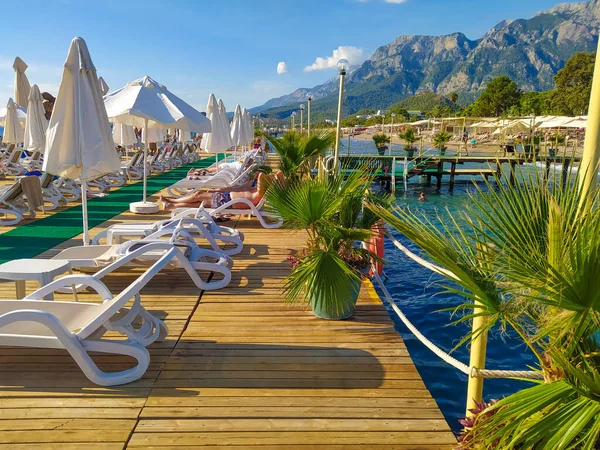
[0, 155, 219, 264]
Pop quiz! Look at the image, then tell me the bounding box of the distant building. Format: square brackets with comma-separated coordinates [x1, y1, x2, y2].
[407, 110, 426, 120]
[324, 119, 335, 125]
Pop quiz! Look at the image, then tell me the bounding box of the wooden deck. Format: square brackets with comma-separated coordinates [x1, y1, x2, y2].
[0, 185, 456, 448]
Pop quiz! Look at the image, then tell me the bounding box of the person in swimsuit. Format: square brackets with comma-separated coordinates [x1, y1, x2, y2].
[160, 171, 283, 210]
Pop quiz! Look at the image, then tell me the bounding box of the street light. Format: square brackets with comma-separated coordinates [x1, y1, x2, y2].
[291, 111, 296, 130]
[307, 95, 312, 136]
[333, 58, 349, 171]
[300, 104, 305, 134]
[390, 113, 396, 156]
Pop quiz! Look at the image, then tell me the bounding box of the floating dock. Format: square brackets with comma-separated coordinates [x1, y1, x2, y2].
[0, 160, 457, 449]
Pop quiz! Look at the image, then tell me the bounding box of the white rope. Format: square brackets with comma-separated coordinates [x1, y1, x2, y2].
[370, 237, 543, 380]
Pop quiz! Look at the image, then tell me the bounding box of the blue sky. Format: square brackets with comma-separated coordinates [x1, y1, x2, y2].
[0, 0, 578, 112]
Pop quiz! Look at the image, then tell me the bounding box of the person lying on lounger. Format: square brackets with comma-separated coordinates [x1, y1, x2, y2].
[186, 158, 254, 178]
[160, 171, 283, 211]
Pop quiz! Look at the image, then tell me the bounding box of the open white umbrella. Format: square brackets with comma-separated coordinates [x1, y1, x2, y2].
[43, 37, 121, 245]
[230, 104, 243, 147]
[3, 98, 25, 144]
[218, 99, 233, 150]
[104, 75, 211, 213]
[13, 57, 31, 110]
[23, 84, 48, 151]
[98, 76, 110, 96]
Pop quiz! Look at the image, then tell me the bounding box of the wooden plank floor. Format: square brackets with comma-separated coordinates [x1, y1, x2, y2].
[0, 185, 456, 449]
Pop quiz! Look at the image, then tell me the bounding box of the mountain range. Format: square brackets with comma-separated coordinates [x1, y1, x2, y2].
[252, 0, 600, 121]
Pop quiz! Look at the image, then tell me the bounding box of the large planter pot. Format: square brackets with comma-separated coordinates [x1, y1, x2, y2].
[439, 148, 447, 156]
[376, 146, 388, 156]
[311, 277, 362, 320]
[405, 148, 415, 157]
[549, 148, 556, 158]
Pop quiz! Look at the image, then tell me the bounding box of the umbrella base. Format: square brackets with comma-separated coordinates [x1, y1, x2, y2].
[129, 201, 160, 214]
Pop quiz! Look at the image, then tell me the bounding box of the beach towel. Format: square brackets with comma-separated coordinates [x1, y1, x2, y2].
[19, 175, 44, 212]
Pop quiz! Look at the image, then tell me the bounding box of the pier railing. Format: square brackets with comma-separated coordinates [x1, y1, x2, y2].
[364, 232, 543, 417]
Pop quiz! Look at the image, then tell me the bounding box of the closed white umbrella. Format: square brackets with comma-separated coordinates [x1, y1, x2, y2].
[104, 75, 211, 213]
[13, 57, 31, 110]
[141, 127, 163, 144]
[43, 37, 120, 245]
[179, 129, 191, 142]
[218, 99, 233, 150]
[112, 123, 137, 146]
[3, 98, 25, 144]
[230, 104, 243, 147]
[23, 84, 48, 151]
[98, 76, 109, 96]
[201, 94, 229, 153]
[245, 109, 253, 145]
[0, 102, 27, 125]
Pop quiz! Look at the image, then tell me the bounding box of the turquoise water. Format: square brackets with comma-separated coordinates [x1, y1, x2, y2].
[349, 138, 535, 432]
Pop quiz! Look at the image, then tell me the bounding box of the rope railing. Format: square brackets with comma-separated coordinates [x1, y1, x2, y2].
[370, 232, 543, 380]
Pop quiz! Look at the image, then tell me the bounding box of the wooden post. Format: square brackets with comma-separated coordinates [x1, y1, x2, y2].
[449, 162, 456, 193]
[436, 162, 443, 190]
[509, 160, 516, 186]
[562, 158, 571, 186]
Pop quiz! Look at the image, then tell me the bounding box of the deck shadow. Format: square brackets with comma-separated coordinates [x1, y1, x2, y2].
[156, 341, 387, 390]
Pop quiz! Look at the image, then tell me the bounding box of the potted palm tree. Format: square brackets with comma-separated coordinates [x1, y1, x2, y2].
[267, 168, 392, 319]
[398, 128, 418, 157]
[433, 131, 452, 156]
[368, 167, 600, 449]
[267, 130, 334, 181]
[372, 134, 390, 156]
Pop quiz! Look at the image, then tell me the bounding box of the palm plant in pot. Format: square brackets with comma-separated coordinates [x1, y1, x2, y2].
[267, 130, 334, 181]
[433, 131, 452, 156]
[372, 134, 390, 156]
[548, 132, 565, 159]
[266, 168, 392, 319]
[398, 128, 418, 157]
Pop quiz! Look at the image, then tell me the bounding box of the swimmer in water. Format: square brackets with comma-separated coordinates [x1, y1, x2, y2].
[418, 192, 428, 202]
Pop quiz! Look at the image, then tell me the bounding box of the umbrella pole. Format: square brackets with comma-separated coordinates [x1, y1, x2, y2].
[143, 119, 148, 203]
[81, 181, 89, 246]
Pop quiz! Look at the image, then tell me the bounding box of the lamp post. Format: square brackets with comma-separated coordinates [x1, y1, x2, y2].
[307, 95, 312, 136]
[300, 104, 305, 134]
[390, 113, 396, 156]
[291, 111, 296, 131]
[334, 58, 349, 171]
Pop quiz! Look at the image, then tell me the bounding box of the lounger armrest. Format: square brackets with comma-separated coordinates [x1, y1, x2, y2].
[24, 275, 113, 301]
[0, 308, 71, 336]
[170, 203, 205, 219]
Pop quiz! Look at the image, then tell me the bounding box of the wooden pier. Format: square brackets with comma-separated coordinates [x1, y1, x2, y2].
[0, 178, 456, 448]
[339, 154, 581, 192]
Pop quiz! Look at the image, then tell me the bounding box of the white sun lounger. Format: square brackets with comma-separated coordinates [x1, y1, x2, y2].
[0, 243, 195, 386]
[53, 225, 233, 291]
[172, 197, 283, 229]
[91, 209, 244, 256]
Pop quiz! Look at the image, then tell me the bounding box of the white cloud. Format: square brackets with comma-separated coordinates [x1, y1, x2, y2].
[276, 61, 289, 75]
[304, 46, 367, 72]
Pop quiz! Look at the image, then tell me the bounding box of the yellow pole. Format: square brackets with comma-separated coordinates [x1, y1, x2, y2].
[466, 299, 488, 416]
[333, 70, 346, 171]
[578, 38, 600, 203]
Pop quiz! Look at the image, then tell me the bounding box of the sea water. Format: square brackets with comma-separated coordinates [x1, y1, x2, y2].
[347, 138, 534, 432]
